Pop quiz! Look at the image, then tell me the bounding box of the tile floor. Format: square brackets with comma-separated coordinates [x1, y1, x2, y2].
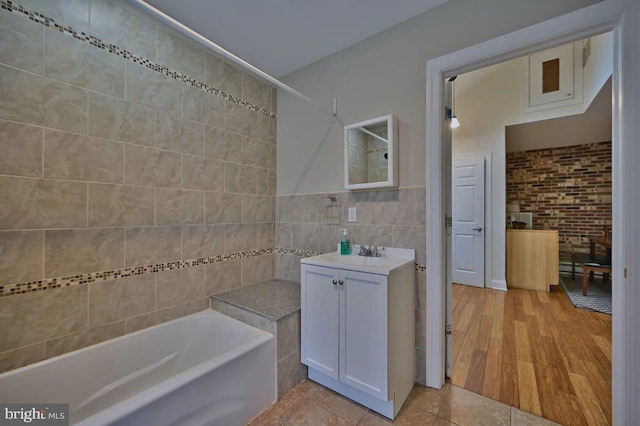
[248, 379, 560, 425]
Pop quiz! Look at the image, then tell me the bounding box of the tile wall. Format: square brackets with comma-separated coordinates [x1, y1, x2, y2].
[0, 0, 276, 372]
[275, 187, 428, 383]
[506, 141, 612, 261]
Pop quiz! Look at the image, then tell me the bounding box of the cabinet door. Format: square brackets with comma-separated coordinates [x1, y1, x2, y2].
[339, 270, 389, 400]
[301, 265, 340, 379]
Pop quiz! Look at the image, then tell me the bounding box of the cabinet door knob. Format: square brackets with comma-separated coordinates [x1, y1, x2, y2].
[338, 280, 344, 285]
[332, 279, 337, 285]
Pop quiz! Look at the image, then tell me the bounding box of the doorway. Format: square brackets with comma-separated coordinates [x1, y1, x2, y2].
[424, 2, 637, 424]
[446, 33, 613, 424]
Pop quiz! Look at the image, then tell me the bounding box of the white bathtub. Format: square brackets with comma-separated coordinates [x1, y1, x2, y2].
[0, 310, 275, 425]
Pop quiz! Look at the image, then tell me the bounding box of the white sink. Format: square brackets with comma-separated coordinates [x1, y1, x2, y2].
[301, 246, 415, 275]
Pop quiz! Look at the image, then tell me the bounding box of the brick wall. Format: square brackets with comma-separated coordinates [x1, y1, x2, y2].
[506, 141, 612, 261]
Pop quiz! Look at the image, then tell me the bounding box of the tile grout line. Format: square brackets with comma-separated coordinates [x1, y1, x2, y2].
[41, 229, 45, 287]
[38, 126, 45, 179]
[123, 225, 127, 280]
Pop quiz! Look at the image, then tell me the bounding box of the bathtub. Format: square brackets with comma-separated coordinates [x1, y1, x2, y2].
[0, 310, 275, 425]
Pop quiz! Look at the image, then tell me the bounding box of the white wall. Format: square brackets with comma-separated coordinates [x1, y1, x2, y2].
[454, 32, 612, 136]
[452, 32, 612, 286]
[506, 78, 612, 152]
[582, 32, 614, 112]
[277, 0, 601, 195]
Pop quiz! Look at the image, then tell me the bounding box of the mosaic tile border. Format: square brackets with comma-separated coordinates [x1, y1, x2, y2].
[0, 0, 277, 119]
[0, 248, 275, 298]
[2, 247, 426, 298]
[275, 247, 426, 271]
[348, 144, 389, 154]
[367, 146, 388, 154]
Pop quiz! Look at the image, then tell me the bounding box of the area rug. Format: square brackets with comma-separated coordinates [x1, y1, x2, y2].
[560, 274, 612, 315]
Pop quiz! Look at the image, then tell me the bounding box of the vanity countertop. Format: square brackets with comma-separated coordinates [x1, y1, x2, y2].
[301, 245, 415, 276]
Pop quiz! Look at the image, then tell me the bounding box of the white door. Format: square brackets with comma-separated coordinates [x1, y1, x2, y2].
[301, 265, 340, 379]
[451, 156, 485, 287]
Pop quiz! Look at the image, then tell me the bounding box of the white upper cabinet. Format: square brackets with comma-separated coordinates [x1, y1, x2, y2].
[526, 42, 583, 112]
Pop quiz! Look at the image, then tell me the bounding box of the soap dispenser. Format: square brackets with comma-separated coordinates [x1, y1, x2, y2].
[340, 229, 352, 255]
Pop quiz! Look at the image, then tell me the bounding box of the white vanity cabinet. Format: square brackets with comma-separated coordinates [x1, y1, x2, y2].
[300, 247, 415, 419]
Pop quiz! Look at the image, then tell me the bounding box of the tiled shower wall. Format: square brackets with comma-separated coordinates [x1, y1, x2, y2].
[275, 187, 428, 383]
[0, 0, 276, 372]
[506, 141, 612, 261]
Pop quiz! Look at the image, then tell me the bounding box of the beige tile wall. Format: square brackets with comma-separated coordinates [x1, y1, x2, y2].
[0, 0, 276, 373]
[275, 187, 428, 383]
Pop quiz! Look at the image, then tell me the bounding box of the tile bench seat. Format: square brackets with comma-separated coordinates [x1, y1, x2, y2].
[210, 279, 306, 398]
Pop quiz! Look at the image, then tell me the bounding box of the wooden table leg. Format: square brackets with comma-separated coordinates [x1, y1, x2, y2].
[583, 270, 589, 296]
[589, 241, 596, 281]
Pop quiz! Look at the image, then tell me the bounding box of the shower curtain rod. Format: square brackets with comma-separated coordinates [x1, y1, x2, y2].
[130, 0, 334, 117]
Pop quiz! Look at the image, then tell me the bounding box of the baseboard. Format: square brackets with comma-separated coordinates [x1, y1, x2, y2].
[489, 279, 507, 291]
[559, 262, 575, 274]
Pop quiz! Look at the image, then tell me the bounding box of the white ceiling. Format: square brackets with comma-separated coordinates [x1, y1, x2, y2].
[142, 0, 448, 78]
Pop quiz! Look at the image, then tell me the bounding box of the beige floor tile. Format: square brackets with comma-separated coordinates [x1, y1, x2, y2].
[283, 402, 350, 426]
[437, 385, 511, 426]
[394, 405, 438, 425]
[433, 418, 459, 426]
[248, 380, 320, 425]
[313, 387, 368, 424]
[247, 411, 281, 426]
[357, 411, 394, 426]
[382, 383, 446, 425]
[403, 383, 448, 415]
[510, 407, 562, 425]
[249, 381, 563, 426]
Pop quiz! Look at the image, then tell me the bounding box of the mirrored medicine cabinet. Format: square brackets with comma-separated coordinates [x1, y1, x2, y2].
[344, 114, 398, 190]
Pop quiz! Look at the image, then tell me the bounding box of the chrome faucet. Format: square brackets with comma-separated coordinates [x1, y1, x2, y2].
[358, 245, 381, 257]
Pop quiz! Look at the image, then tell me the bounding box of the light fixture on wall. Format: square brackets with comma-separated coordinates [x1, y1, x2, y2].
[446, 76, 460, 129]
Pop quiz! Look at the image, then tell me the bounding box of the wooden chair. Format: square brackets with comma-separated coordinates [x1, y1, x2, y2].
[582, 261, 612, 296]
[571, 252, 609, 279]
[577, 225, 612, 296]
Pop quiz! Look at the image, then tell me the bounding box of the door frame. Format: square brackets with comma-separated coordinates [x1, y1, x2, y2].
[451, 152, 494, 289]
[424, 0, 638, 423]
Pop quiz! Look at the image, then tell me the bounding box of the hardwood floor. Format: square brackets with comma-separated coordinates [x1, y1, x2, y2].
[451, 277, 612, 425]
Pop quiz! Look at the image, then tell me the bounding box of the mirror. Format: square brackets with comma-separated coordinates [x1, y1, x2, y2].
[344, 114, 397, 190]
